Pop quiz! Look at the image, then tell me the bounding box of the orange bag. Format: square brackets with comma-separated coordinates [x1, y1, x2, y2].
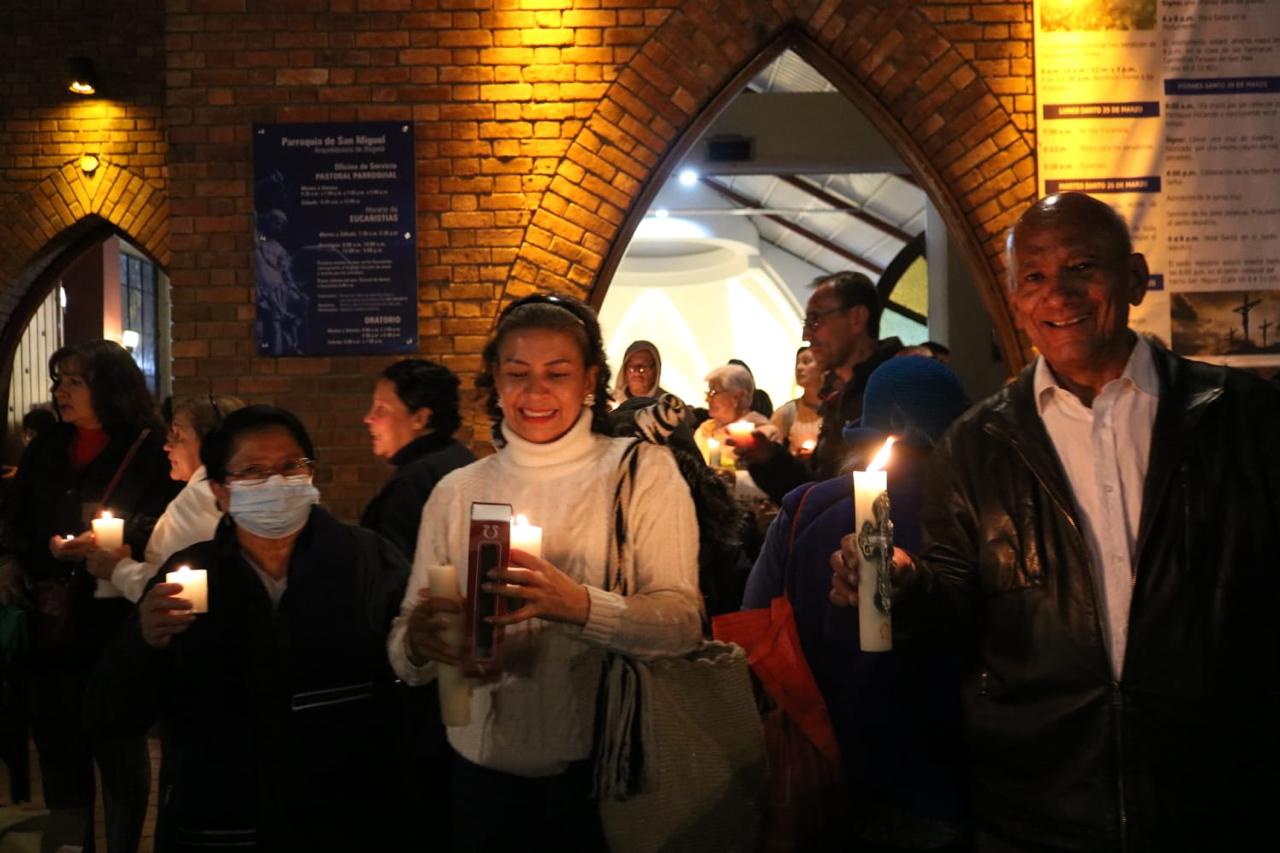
[713, 597, 845, 850]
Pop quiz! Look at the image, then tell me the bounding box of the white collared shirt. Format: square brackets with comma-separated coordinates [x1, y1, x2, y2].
[1034, 337, 1160, 678]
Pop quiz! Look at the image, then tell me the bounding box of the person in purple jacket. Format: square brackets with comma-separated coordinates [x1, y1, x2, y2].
[742, 354, 971, 852]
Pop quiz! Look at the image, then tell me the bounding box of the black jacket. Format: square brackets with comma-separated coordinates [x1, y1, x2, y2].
[86, 508, 410, 852]
[749, 337, 902, 502]
[899, 346, 1280, 851]
[359, 432, 474, 561]
[5, 422, 178, 660]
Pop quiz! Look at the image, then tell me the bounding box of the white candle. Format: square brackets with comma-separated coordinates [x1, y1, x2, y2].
[92, 511, 124, 551]
[425, 563, 471, 727]
[510, 515, 543, 559]
[706, 437, 722, 468]
[853, 439, 895, 652]
[726, 420, 756, 443]
[165, 564, 208, 614]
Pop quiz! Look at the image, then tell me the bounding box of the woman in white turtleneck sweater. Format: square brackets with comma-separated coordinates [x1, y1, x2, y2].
[387, 293, 702, 850]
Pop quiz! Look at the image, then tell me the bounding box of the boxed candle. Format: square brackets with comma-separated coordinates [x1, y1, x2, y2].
[466, 502, 512, 667]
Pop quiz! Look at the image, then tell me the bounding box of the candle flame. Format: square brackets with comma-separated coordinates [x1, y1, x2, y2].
[176, 564, 191, 574]
[707, 438, 719, 449]
[101, 510, 113, 521]
[866, 437, 896, 473]
[514, 514, 529, 527]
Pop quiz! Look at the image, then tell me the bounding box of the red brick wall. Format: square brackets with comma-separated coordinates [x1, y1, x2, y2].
[0, 0, 168, 333]
[0, 0, 1038, 520]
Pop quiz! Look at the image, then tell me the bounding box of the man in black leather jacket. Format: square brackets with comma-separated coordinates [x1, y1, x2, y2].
[833, 193, 1280, 851]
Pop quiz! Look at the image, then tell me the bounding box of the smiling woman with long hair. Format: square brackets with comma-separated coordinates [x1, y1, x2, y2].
[388, 293, 702, 851]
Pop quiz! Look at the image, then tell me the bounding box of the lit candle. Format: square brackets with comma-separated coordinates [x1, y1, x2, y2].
[425, 563, 472, 727]
[165, 564, 208, 613]
[706, 437, 722, 468]
[800, 438, 816, 454]
[92, 511, 124, 551]
[853, 438, 895, 652]
[510, 515, 543, 560]
[726, 420, 756, 445]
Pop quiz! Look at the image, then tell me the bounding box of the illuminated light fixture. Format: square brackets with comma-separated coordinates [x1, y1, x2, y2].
[121, 329, 140, 351]
[68, 57, 98, 95]
[678, 167, 699, 187]
[79, 153, 100, 174]
[655, 208, 669, 218]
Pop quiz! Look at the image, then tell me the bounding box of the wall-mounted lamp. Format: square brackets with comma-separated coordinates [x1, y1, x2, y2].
[121, 329, 140, 351]
[79, 153, 100, 174]
[68, 57, 97, 95]
[678, 167, 700, 188]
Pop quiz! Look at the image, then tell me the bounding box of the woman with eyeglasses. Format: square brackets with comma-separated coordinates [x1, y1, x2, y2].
[85, 395, 245, 602]
[2, 339, 178, 853]
[388, 293, 701, 850]
[611, 339, 666, 403]
[693, 363, 770, 468]
[87, 405, 412, 851]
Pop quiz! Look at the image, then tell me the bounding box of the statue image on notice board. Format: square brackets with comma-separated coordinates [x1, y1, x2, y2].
[254, 206, 309, 356]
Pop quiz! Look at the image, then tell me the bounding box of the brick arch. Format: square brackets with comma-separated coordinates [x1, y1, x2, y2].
[0, 159, 169, 341]
[502, 0, 1033, 370]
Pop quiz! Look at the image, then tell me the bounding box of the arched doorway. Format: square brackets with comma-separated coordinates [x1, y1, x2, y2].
[0, 161, 170, 459]
[499, 14, 1035, 373]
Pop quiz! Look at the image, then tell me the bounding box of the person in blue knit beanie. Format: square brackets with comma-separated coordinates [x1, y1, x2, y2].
[742, 354, 972, 852]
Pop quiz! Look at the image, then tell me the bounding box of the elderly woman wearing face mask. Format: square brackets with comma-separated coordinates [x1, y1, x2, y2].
[87, 406, 411, 852]
[388, 293, 701, 850]
[85, 394, 245, 602]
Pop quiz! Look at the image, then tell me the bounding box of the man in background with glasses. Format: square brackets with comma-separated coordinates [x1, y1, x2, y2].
[737, 271, 902, 501]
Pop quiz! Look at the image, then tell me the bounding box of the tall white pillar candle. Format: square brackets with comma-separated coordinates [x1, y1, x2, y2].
[853, 467, 892, 652]
[92, 512, 127, 599]
[165, 564, 208, 613]
[425, 563, 472, 727]
[706, 437, 722, 469]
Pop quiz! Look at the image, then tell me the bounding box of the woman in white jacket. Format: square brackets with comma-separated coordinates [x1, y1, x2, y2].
[388, 293, 702, 851]
[86, 395, 244, 600]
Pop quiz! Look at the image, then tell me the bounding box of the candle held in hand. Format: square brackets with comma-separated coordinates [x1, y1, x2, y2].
[165, 564, 208, 613]
[853, 438, 895, 652]
[92, 511, 124, 551]
[425, 563, 472, 727]
[510, 514, 543, 559]
[706, 438, 722, 469]
[726, 420, 756, 447]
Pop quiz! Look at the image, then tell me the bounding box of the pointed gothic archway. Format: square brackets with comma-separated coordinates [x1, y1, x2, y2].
[501, 0, 1034, 370]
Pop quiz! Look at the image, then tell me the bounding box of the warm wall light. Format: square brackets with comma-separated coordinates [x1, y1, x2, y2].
[121, 329, 140, 351]
[79, 153, 100, 174]
[68, 56, 97, 95]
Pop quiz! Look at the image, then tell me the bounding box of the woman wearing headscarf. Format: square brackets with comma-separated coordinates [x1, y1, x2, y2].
[611, 339, 666, 403]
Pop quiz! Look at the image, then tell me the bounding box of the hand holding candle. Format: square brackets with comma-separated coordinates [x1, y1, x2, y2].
[853, 438, 895, 652]
[165, 564, 208, 613]
[726, 420, 757, 450]
[424, 563, 472, 727]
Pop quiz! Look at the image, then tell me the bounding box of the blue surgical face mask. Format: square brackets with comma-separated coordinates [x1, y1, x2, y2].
[227, 475, 319, 539]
